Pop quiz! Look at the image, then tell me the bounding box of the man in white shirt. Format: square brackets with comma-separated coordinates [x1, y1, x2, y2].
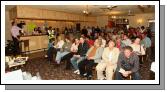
[11, 21, 21, 56]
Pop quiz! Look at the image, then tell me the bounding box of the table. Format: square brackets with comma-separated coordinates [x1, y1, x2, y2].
[20, 37, 30, 56]
[6, 56, 28, 68]
[20, 35, 48, 53]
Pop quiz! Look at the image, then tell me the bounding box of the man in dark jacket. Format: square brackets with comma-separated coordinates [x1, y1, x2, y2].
[95, 26, 101, 33]
[115, 46, 141, 80]
[70, 36, 89, 75]
[81, 26, 88, 37]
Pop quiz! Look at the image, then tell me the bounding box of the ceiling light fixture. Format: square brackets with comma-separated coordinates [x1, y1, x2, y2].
[82, 5, 91, 15]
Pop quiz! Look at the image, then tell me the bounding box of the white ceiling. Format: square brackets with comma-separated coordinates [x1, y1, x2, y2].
[6, 5, 155, 16]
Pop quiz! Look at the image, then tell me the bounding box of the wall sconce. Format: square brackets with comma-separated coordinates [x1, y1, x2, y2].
[119, 16, 122, 18]
[137, 19, 143, 24]
[112, 16, 116, 19]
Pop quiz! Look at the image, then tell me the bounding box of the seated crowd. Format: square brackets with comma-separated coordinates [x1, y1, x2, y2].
[46, 25, 152, 80]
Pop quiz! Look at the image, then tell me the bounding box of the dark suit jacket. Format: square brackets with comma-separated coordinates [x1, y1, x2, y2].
[77, 41, 89, 57]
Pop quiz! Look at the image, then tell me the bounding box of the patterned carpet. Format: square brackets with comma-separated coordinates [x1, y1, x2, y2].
[7, 51, 155, 80]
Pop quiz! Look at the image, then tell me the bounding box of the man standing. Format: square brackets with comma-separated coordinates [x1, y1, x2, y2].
[115, 46, 141, 80]
[141, 33, 152, 61]
[11, 21, 21, 56]
[81, 26, 88, 37]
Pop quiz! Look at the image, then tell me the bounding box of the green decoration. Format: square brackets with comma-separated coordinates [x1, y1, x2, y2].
[27, 22, 37, 32]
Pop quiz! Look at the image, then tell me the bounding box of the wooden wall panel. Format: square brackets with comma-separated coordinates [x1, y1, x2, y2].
[46, 10, 53, 19]
[75, 15, 80, 21]
[16, 6, 23, 18]
[53, 11, 57, 19]
[84, 16, 88, 21]
[87, 17, 96, 22]
[16, 6, 97, 22]
[9, 7, 17, 20]
[22, 6, 31, 18]
[10, 6, 98, 34]
[42, 9, 47, 19]
[38, 9, 43, 19]
[17, 6, 38, 19]
[47, 21, 58, 28]
[68, 13, 73, 20]
[79, 15, 84, 21]
[55, 12, 61, 20]
[16, 18, 97, 34]
[63, 12, 68, 20]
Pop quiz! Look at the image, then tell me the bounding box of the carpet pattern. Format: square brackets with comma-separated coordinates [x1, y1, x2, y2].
[7, 53, 154, 80]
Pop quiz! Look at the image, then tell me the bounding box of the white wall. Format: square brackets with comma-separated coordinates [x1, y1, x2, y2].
[125, 13, 155, 28]
[5, 10, 12, 45]
[96, 16, 108, 27]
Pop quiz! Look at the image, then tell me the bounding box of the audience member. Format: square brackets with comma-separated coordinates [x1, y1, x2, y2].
[115, 46, 141, 80]
[78, 39, 104, 80]
[55, 36, 72, 65]
[70, 37, 89, 74]
[96, 40, 120, 80]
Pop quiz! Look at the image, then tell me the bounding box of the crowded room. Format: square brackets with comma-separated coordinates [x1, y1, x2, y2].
[5, 5, 155, 80]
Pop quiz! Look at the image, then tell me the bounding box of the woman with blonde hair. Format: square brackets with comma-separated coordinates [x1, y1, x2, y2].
[55, 35, 64, 49]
